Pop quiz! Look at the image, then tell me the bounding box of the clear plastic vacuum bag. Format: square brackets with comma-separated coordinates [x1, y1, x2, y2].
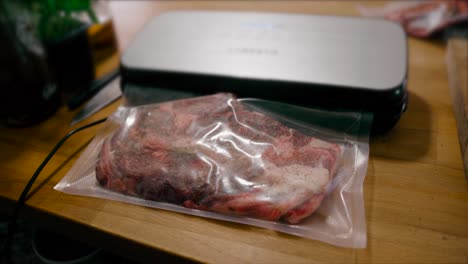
[55, 93, 371, 248]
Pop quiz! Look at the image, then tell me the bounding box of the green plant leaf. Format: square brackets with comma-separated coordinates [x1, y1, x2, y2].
[41, 13, 84, 42]
[56, 0, 90, 12]
[46, 0, 56, 13]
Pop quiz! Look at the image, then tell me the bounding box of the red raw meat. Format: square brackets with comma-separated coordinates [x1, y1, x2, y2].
[96, 93, 342, 224]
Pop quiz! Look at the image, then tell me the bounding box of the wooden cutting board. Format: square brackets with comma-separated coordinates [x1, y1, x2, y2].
[446, 38, 468, 181]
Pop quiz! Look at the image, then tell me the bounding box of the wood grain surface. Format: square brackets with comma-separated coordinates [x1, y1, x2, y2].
[1, 2, 467, 263]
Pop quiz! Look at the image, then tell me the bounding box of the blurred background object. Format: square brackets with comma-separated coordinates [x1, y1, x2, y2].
[41, 0, 118, 104]
[0, 0, 59, 126]
[358, 0, 468, 38]
[0, 0, 118, 127]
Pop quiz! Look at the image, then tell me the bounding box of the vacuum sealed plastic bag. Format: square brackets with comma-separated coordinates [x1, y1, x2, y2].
[55, 93, 371, 248]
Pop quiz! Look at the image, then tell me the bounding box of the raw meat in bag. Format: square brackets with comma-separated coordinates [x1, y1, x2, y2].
[96, 93, 341, 224]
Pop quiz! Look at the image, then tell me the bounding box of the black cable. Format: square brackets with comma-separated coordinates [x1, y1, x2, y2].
[1, 117, 107, 263]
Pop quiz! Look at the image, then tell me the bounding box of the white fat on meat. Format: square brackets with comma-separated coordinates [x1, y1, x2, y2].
[305, 138, 340, 151]
[262, 163, 329, 198]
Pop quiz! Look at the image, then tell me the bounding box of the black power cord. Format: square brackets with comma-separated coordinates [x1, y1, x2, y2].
[1, 117, 107, 263]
